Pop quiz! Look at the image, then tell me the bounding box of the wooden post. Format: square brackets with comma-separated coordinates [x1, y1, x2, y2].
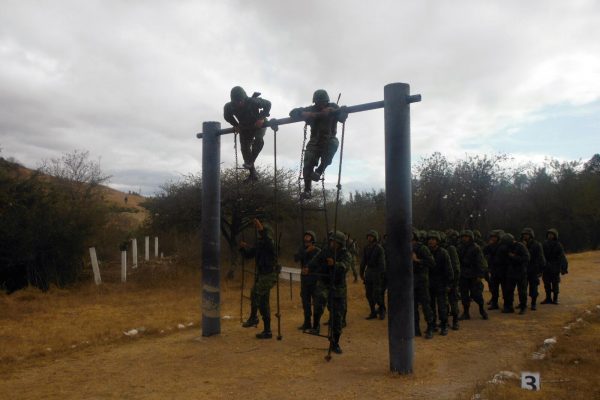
[89, 247, 101, 285]
[145, 236, 150, 261]
[121, 250, 127, 283]
[132, 238, 138, 268]
[154, 236, 159, 258]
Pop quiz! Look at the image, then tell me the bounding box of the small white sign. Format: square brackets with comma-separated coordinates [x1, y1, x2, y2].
[521, 371, 541, 391]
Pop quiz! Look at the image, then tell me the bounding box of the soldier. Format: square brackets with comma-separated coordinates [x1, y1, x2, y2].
[442, 230, 461, 330]
[360, 230, 387, 320]
[500, 233, 530, 314]
[294, 231, 321, 330]
[239, 218, 278, 339]
[224, 86, 271, 181]
[412, 230, 435, 339]
[483, 229, 505, 310]
[521, 228, 546, 310]
[307, 231, 351, 354]
[542, 228, 568, 305]
[289, 90, 348, 199]
[457, 230, 489, 320]
[346, 235, 359, 283]
[426, 231, 454, 336]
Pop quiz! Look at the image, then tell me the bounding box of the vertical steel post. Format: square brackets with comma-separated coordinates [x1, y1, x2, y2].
[385, 83, 414, 373]
[202, 121, 221, 336]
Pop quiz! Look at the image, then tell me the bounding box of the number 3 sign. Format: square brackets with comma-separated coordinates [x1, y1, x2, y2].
[521, 372, 541, 391]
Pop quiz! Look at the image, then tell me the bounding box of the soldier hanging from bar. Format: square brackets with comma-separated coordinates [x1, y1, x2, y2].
[224, 86, 271, 182]
[289, 89, 348, 199]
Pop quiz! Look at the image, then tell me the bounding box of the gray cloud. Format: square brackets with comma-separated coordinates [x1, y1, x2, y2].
[1, 0, 599, 194]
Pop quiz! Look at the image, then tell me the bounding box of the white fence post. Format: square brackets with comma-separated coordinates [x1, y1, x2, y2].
[154, 236, 159, 258]
[121, 250, 127, 283]
[132, 238, 138, 269]
[89, 247, 101, 285]
[145, 236, 150, 261]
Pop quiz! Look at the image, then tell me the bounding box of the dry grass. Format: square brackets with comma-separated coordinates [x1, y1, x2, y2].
[1, 251, 599, 399]
[463, 306, 600, 400]
[0, 260, 204, 365]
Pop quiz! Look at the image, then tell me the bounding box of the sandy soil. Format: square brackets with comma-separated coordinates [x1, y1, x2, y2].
[1, 252, 599, 400]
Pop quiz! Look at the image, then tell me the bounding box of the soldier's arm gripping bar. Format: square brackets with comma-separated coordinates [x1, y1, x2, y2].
[195, 95, 421, 139]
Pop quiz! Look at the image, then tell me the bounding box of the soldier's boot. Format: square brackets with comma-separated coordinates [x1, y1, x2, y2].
[540, 292, 552, 304]
[440, 322, 449, 336]
[425, 324, 434, 339]
[378, 305, 386, 320]
[488, 301, 499, 310]
[256, 318, 272, 339]
[531, 296, 537, 311]
[366, 301, 378, 320]
[298, 316, 311, 330]
[415, 324, 422, 337]
[478, 302, 489, 320]
[451, 316, 460, 331]
[459, 303, 471, 320]
[312, 165, 325, 182]
[331, 333, 342, 354]
[502, 306, 514, 313]
[518, 306, 526, 315]
[308, 316, 321, 335]
[552, 292, 559, 305]
[242, 306, 259, 327]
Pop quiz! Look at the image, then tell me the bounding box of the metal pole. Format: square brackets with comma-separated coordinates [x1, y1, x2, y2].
[385, 82, 416, 374]
[202, 121, 221, 336]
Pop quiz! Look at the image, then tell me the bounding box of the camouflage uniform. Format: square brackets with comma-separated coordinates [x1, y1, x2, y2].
[224, 86, 271, 174]
[457, 230, 489, 320]
[483, 229, 505, 310]
[346, 236, 359, 282]
[240, 224, 277, 338]
[293, 230, 321, 330]
[308, 231, 351, 353]
[360, 230, 386, 320]
[427, 231, 454, 335]
[289, 90, 348, 197]
[413, 232, 435, 338]
[521, 228, 546, 310]
[542, 228, 568, 305]
[442, 229, 461, 330]
[500, 234, 530, 314]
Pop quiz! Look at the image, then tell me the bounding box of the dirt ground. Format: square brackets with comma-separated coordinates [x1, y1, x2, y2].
[1, 252, 599, 399]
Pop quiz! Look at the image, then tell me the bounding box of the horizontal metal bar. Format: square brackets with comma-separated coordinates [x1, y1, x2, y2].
[195, 99, 399, 139]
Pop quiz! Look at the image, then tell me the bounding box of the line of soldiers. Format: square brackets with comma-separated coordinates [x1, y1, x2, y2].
[223, 86, 347, 194]
[239, 218, 568, 356]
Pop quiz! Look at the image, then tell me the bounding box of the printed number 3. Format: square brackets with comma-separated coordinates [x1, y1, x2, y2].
[525, 375, 537, 390]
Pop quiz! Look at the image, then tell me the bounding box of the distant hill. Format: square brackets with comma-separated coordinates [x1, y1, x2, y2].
[1, 157, 148, 226]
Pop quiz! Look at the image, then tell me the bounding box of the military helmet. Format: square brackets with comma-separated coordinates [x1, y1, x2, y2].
[330, 230, 346, 245]
[546, 228, 559, 240]
[460, 230, 474, 240]
[312, 89, 330, 104]
[501, 233, 515, 244]
[446, 229, 459, 238]
[473, 229, 482, 240]
[521, 227, 535, 239]
[489, 229, 504, 239]
[230, 86, 248, 102]
[427, 230, 441, 241]
[439, 231, 447, 242]
[304, 230, 317, 243]
[366, 229, 380, 242]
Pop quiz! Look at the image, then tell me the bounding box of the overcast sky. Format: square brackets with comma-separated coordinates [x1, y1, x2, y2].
[1, 0, 599, 195]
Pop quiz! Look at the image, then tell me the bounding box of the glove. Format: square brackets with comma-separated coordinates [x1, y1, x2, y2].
[269, 118, 279, 132]
[337, 106, 348, 123]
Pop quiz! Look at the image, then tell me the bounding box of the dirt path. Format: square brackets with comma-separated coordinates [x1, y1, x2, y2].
[2, 252, 599, 399]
